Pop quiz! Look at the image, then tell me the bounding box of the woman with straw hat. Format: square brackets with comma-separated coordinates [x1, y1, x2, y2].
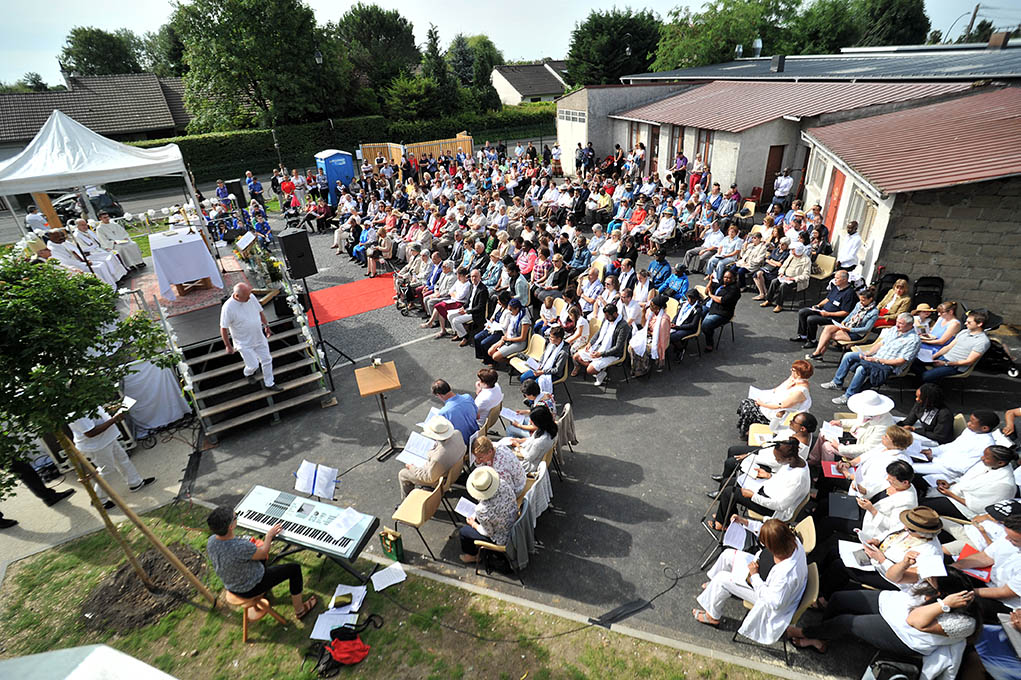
[458, 466, 517, 564]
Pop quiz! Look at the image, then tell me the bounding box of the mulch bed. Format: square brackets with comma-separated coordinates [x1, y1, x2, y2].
[80, 542, 206, 633]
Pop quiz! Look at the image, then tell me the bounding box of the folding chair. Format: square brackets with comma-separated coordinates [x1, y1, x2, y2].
[481, 400, 503, 436]
[733, 563, 819, 666]
[508, 334, 546, 384]
[474, 500, 530, 587]
[392, 477, 445, 560]
[939, 359, 982, 404]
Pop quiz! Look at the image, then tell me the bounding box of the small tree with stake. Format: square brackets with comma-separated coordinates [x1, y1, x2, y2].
[0, 254, 215, 604]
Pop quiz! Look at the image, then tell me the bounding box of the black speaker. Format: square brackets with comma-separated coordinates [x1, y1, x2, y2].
[277, 227, 318, 279]
[225, 178, 248, 206]
[273, 291, 310, 316]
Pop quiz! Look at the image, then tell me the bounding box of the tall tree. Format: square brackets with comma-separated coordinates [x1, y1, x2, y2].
[566, 8, 661, 85]
[333, 3, 419, 97]
[383, 73, 436, 121]
[653, 0, 798, 71]
[142, 23, 188, 77]
[856, 0, 930, 47]
[18, 72, 51, 92]
[175, 0, 356, 131]
[422, 24, 457, 103]
[781, 0, 863, 55]
[447, 35, 475, 87]
[926, 29, 943, 44]
[59, 26, 143, 75]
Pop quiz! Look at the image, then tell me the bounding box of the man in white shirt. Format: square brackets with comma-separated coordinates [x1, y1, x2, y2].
[915, 410, 999, 481]
[474, 368, 503, 429]
[682, 220, 726, 273]
[94, 211, 145, 269]
[921, 446, 1018, 520]
[46, 228, 123, 287]
[772, 168, 794, 210]
[25, 205, 48, 233]
[836, 220, 863, 273]
[951, 514, 1021, 615]
[70, 406, 155, 509]
[220, 283, 282, 392]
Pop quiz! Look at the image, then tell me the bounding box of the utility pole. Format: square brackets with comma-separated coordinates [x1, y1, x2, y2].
[965, 4, 980, 40]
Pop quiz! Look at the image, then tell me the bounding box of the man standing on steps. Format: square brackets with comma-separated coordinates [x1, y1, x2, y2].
[220, 282, 283, 393]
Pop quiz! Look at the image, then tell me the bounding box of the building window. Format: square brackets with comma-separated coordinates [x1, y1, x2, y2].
[696, 128, 714, 163]
[557, 109, 587, 123]
[807, 150, 826, 189]
[629, 121, 643, 149]
[846, 185, 878, 242]
[673, 125, 685, 155]
[530, 97, 541, 103]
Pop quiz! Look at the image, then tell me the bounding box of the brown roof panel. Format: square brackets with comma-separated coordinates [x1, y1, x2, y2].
[805, 87, 1021, 194]
[611, 80, 973, 132]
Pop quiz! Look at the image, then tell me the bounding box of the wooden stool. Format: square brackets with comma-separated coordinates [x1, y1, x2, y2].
[223, 591, 289, 642]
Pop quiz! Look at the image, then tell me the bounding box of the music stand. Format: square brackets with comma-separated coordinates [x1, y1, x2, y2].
[354, 361, 401, 462]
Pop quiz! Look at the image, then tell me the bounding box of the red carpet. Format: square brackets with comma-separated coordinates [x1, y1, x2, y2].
[308, 273, 395, 326]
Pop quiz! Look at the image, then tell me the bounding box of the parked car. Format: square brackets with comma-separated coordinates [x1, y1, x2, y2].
[51, 187, 125, 223]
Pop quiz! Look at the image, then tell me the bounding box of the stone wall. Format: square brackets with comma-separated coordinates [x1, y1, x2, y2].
[878, 177, 1021, 322]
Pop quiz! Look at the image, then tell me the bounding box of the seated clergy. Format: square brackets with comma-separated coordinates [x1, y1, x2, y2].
[95, 212, 144, 269]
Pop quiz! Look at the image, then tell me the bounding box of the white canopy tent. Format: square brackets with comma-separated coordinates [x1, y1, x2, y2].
[0, 110, 198, 235]
[0, 644, 178, 679]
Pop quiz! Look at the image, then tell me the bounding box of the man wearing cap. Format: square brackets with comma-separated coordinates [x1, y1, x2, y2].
[772, 168, 794, 211]
[431, 379, 479, 446]
[398, 415, 466, 498]
[94, 211, 144, 269]
[913, 410, 1000, 481]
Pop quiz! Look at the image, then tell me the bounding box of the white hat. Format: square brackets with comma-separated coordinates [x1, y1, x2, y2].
[847, 390, 894, 417]
[792, 243, 807, 256]
[421, 416, 456, 441]
[467, 466, 500, 501]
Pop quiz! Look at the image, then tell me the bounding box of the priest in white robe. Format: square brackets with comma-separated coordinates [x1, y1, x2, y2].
[71, 219, 128, 284]
[95, 212, 145, 269]
[48, 228, 123, 287]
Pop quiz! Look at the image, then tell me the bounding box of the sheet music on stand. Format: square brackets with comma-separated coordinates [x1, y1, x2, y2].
[294, 459, 339, 499]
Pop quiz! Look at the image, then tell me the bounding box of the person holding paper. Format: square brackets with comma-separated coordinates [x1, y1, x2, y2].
[951, 514, 1021, 618]
[474, 291, 511, 360]
[914, 411, 999, 482]
[693, 519, 807, 645]
[472, 436, 526, 497]
[918, 301, 962, 351]
[473, 368, 503, 429]
[715, 413, 818, 483]
[711, 440, 809, 529]
[505, 379, 556, 438]
[817, 390, 896, 463]
[897, 384, 955, 445]
[824, 426, 914, 503]
[458, 466, 517, 564]
[735, 360, 814, 437]
[804, 288, 879, 361]
[398, 416, 466, 498]
[921, 446, 1019, 521]
[814, 460, 917, 550]
[518, 326, 568, 385]
[205, 506, 317, 619]
[509, 406, 558, 474]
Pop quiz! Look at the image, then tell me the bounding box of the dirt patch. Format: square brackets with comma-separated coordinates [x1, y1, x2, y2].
[79, 542, 205, 633]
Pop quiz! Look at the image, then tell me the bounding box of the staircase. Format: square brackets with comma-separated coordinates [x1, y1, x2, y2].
[183, 313, 331, 443]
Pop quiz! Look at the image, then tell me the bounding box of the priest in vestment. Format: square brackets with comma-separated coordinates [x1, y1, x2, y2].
[71, 219, 128, 284]
[95, 211, 145, 269]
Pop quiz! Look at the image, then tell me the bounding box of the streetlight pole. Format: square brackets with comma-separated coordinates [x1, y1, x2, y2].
[313, 47, 332, 131]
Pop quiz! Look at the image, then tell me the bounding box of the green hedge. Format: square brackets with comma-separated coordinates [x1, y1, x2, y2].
[115, 105, 554, 194]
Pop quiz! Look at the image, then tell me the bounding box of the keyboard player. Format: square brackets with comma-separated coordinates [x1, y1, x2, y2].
[206, 506, 318, 619]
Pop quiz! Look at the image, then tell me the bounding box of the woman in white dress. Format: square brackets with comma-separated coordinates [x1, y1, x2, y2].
[736, 359, 814, 436]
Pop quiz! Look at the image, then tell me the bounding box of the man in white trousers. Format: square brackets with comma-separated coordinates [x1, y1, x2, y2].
[220, 282, 283, 392]
[70, 406, 155, 510]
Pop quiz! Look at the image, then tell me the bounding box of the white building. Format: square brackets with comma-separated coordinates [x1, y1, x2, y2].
[491, 62, 568, 105]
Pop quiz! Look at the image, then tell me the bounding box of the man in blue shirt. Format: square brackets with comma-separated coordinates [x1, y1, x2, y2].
[648, 253, 672, 288]
[790, 269, 857, 347]
[432, 379, 479, 446]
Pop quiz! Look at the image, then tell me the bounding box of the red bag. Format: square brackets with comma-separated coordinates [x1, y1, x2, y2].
[325, 637, 370, 665]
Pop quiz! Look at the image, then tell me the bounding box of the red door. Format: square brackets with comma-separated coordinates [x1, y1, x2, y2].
[762, 145, 785, 203]
[824, 169, 845, 235]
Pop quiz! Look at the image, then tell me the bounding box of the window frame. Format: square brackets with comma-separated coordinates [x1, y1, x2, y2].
[845, 185, 878, 242]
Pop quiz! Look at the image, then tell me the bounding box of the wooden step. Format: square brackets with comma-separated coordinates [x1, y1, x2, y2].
[205, 387, 332, 435]
[198, 373, 325, 417]
[191, 344, 311, 382]
[186, 327, 304, 365]
[193, 357, 318, 399]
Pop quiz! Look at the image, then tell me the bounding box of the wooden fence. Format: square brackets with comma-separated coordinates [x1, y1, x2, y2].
[359, 132, 474, 166]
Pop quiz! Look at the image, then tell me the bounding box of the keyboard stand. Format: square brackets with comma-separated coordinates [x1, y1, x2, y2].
[268, 516, 381, 584]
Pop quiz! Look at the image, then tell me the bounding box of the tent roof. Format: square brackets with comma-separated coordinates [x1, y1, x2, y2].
[0, 110, 186, 195]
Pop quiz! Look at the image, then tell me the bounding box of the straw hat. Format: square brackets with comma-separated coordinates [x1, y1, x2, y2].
[467, 466, 500, 501]
[912, 303, 935, 314]
[846, 390, 894, 417]
[421, 416, 455, 441]
[899, 507, 941, 535]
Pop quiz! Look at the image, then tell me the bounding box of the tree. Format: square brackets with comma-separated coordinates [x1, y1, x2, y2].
[466, 35, 504, 81]
[856, 0, 930, 47]
[781, 0, 863, 55]
[142, 23, 187, 77]
[447, 34, 475, 87]
[567, 8, 661, 85]
[653, 0, 798, 71]
[422, 24, 457, 104]
[59, 26, 143, 75]
[383, 73, 436, 121]
[956, 19, 994, 44]
[175, 0, 357, 131]
[333, 3, 419, 98]
[926, 29, 943, 44]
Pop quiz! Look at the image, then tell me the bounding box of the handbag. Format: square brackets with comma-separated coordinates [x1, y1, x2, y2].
[379, 527, 404, 562]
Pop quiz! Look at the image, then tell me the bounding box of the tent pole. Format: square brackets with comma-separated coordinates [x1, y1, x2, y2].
[2, 195, 28, 237]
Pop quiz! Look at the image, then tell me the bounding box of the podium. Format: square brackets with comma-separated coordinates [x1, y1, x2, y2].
[354, 361, 401, 461]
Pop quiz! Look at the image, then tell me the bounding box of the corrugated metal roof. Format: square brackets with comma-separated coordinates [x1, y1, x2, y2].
[610, 81, 973, 133]
[804, 87, 1021, 194]
[622, 48, 1021, 82]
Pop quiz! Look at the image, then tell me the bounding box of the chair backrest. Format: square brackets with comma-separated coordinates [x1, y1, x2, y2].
[794, 516, 816, 555]
[695, 284, 707, 297]
[749, 186, 763, 204]
[442, 463, 462, 494]
[790, 563, 820, 628]
[681, 317, 702, 341]
[552, 297, 567, 317]
[875, 272, 909, 303]
[482, 401, 502, 436]
[742, 200, 757, 215]
[516, 477, 536, 508]
[665, 297, 679, 319]
[527, 334, 546, 359]
[813, 254, 836, 279]
[593, 260, 606, 280]
[538, 443, 556, 472]
[952, 413, 966, 438]
[423, 478, 445, 519]
[587, 317, 601, 341]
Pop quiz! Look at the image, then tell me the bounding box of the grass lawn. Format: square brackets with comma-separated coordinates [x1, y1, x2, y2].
[0, 504, 778, 680]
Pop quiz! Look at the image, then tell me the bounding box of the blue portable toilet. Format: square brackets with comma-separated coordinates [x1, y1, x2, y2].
[314, 149, 354, 205]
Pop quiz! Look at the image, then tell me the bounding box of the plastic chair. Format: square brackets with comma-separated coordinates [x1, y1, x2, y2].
[392, 477, 446, 560]
[747, 423, 774, 447]
[940, 358, 983, 404]
[223, 591, 289, 643]
[509, 334, 546, 383]
[665, 297, 680, 319]
[473, 502, 530, 587]
[952, 413, 966, 438]
[481, 400, 503, 436]
[794, 516, 816, 554]
[734, 563, 819, 666]
[551, 297, 567, 318]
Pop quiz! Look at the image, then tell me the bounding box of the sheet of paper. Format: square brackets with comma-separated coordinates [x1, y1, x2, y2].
[821, 421, 844, 441]
[328, 584, 367, 613]
[310, 610, 359, 640]
[904, 439, 928, 461]
[914, 554, 947, 578]
[731, 552, 756, 583]
[325, 507, 362, 541]
[396, 432, 433, 466]
[370, 561, 407, 592]
[294, 459, 317, 495]
[454, 497, 478, 517]
[963, 524, 992, 551]
[722, 522, 747, 550]
[737, 470, 765, 494]
[922, 473, 945, 489]
[747, 386, 772, 402]
[852, 465, 864, 489]
[537, 373, 553, 396]
[838, 539, 875, 572]
[313, 464, 338, 499]
[415, 406, 442, 428]
[499, 407, 530, 425]
[121, 395, 137, 411]
[749, 431, 772, 446]
[916, 347, 935, 364]
[998, 613, 1021, 657]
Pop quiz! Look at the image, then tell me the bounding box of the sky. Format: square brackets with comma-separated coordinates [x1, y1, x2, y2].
[1, 0, 1017, 85]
